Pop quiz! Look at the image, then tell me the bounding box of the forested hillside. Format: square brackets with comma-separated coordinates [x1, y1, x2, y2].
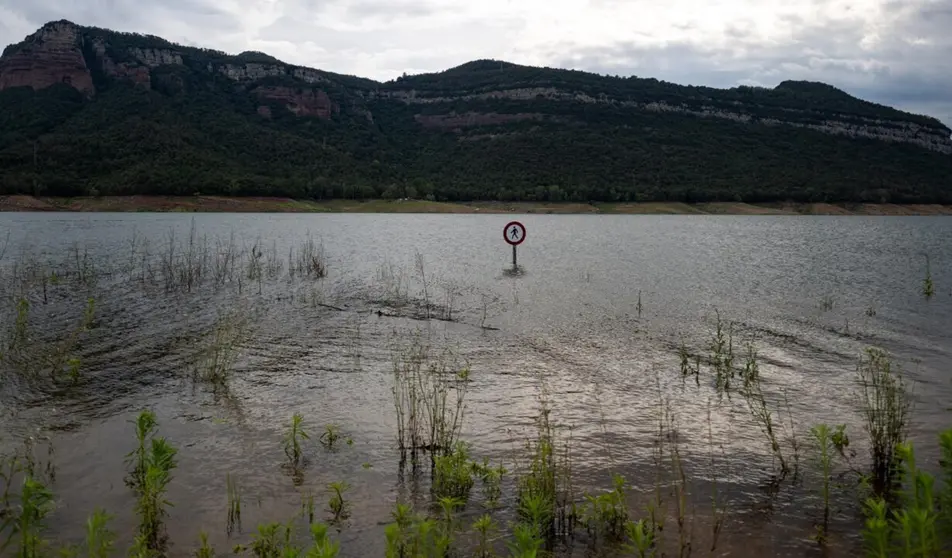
[2, 20, 951, 203]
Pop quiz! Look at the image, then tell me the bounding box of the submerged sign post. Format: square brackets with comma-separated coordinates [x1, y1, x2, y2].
[504, 221, 526, 270]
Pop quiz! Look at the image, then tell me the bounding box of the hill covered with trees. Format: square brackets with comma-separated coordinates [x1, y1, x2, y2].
[1, 20, 951, 204]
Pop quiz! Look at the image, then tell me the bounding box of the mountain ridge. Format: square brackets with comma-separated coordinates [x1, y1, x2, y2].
[1, 20, 951, 203]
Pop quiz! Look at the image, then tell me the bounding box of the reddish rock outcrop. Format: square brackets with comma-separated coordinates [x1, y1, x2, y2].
[253, 86, 336, 118]
[0, 21, 94, 95]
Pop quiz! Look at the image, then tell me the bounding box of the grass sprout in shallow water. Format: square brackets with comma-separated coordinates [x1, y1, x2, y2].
[284, 413, 309, 471]
[194, 310, 248, 388]
[226, 473, 241, 535]
[327, 481, 350, 522]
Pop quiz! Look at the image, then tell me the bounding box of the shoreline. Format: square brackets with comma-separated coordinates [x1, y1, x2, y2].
[2, 195, 952, 215]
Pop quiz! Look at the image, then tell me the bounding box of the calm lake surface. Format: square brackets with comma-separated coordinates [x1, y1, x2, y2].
[0, 213, 950, 557]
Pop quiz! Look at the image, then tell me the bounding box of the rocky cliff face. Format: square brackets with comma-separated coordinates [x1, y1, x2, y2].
[253, 86, 336, 118]
[0, 21, 94, 95]
[372, 87, 952, 154]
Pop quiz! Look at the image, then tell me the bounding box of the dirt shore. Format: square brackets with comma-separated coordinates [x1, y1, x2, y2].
[2, 195, 952, 215]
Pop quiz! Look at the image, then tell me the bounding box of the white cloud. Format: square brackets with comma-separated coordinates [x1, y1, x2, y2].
[1, 0, 950, 126]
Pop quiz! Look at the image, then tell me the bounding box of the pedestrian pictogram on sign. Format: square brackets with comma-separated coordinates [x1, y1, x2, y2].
[504, 221, 526, 246]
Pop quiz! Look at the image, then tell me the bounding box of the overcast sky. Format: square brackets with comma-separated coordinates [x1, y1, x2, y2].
[1, 0, 950, 127]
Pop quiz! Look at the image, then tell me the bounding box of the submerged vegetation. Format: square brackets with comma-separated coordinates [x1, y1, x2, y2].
[0, 225, 950, 557]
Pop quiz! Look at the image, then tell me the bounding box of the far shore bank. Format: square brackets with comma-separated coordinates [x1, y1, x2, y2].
[2, 195, 952, 215]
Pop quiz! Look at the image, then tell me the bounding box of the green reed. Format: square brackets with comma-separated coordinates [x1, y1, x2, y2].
[0, 474, 53, 558]
[284, 413, 309, 470]
[226, 473, 241, 535]
[327, 481, 350, 522]
[391, 334, 468, 459]
[472, 514, 498, 558]
[922, 255, 934, 298]
[857, 348, 910, 494]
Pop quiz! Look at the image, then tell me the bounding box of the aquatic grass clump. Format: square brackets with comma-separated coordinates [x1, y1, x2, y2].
[922, 255, 935, 298]
[0, 474, 54, 558]
[506, 523, 544, 558]
[59, 509, 117, 558]
[857, 347, 910, 494]
[472, 514, 498, 557]
[134, 435, 178, 553]
[193, 310, 247, 388]
[327, 481, 349, 522]
[124, 411, 178, 554]
[433, 442, 477, 501]
[580, 474, 629, 542]
[810, 423, 848, 540]
[474, 460, 506, 509]
[516, 391, 577, 542]
[319, 425, 340, 449]
[861, 431, 952, 558]
[290, 234, 328, 279]
[226, 473, 241, 535]
[391, 334, 469, 459]
[708, 311, 735, 392]
[283, 413, 309, 470]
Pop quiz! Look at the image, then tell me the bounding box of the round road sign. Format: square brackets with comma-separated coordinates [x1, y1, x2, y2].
[504, 221, 526, 246]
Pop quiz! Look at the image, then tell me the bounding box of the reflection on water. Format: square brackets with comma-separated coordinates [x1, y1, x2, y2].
[0, 213, 950, 557]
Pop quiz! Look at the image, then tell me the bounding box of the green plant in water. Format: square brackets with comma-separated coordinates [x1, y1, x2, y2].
[134, 436, 178, 553]
[302, 488, 316, 525]
[506, 523, 543, 558]
[473, 514, 498, 557]
[249, 523, 287, 558]
[922, 255, 935, 298]
[125, 410, 158, 490]
[306, 523, 340, 558]
[84, 508, 116, 558]
[284, 413, 309, 469]
[0, 474, 54, 558]
[857, 347, 910, 494]
[66, 357, 81, 385]
[82, 297, 96, 330]
[319, 425, 340, 449]
[327, 481, 349, 522]
[740, 357, 788, 476]
[860, 431, 952, 558]
[678, 339, 700, 387]
[194, 311, 245, 388]
[226, 473, 241, 535]
[708, 311, 734, 391]
[195, 531, 214, 558]
[475, 460, 506, 509]
[433, 442, 476, 500]
[623, 519, 656, 558]
[580, 474, 629, 542]
[820, 295, 835, 311]
[810, 424, 846, 541]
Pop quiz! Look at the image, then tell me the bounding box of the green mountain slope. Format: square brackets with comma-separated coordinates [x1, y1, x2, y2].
[1, 20, 951, 203]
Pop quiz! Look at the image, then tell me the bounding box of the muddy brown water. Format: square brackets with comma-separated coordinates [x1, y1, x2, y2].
[0, 213, 951, 557]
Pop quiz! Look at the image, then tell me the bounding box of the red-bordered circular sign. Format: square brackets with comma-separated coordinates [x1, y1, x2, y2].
[504, 221, 526, 246]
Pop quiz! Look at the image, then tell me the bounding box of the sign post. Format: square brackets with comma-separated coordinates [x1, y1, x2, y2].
[504, 221, 526, 271]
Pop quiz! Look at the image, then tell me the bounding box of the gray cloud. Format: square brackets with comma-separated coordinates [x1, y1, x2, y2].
[545, 4, 952, 127]
[0, 0, 949, 127]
